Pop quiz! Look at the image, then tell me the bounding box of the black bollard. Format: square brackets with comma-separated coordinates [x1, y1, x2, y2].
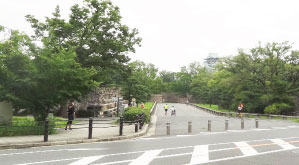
[119, 117, 124, 136]
[88, 117, 93, 139]
[44, 119, 49, 142]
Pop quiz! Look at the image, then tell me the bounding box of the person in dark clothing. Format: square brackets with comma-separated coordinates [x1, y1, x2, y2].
[65, 100, 75, 130]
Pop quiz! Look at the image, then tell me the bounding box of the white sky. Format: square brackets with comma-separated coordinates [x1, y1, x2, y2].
[1, 0, 299, 72]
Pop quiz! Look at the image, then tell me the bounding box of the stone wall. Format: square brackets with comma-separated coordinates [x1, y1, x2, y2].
[58, 87, 122, 118]
[161, 93, 196, 103]
[76, 87, 122, 117]
[149, 94, 163, 103]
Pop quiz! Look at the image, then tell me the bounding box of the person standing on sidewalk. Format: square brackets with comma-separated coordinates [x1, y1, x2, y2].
[164, 104, 169, 115]
[65, 100, 75, 130]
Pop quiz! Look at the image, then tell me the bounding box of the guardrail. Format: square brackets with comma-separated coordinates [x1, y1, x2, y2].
[191, 104, 299, 120]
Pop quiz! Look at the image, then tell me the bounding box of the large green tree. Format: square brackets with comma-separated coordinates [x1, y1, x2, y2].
[122, 61, 158, 105]
[0, 28, 98, 121]
[26, 0, 141, 84]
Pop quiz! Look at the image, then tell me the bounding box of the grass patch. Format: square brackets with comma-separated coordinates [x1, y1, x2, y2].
[197, 104, 232, 113]
[0, 116, 75, 137]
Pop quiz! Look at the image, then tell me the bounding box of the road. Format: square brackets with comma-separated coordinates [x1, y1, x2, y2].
[1, 103, 299, 165]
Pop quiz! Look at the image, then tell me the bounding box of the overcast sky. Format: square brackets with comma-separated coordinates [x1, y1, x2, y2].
[1, 0, 299, 72]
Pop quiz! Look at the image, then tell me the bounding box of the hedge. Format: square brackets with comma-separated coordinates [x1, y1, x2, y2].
[123, 102, 153, 123]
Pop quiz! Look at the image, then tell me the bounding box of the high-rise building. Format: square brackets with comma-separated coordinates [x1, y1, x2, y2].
[203, 53, 219, 72]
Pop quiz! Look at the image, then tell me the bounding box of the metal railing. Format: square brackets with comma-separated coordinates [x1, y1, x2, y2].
[1, 102, 158, 142]
[191, 104, 299, 120]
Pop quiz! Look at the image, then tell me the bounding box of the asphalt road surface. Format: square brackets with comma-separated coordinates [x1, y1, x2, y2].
[1, 103, 299, 165]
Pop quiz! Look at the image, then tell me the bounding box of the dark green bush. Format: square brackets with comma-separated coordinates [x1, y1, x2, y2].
[124, 107, 151, 123]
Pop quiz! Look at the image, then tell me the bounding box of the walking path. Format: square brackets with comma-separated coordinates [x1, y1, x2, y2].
[154, 103, 299, 136]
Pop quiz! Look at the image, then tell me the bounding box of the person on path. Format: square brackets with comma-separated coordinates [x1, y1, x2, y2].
[171, 106, 176, 116]
[141, 102, 145, 109]
[238, 103, 244, 117]
[164, 104, 169, 115]
[65, 100, 75, 130]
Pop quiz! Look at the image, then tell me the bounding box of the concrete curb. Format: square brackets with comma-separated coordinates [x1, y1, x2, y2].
[0, 124, 150, 150]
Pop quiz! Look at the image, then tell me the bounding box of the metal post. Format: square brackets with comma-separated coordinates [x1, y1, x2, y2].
[117, 97, 120, 117]
[188, 121, 192, 133]
[255, 119, 259, 128]
[166, 122, 170, 135]
[119, 117, 123, 136]
[225, 119, 229, 130]
[135, 123, 138, 132]
[88, 117, 93, 139]
[241, 118, 244, 129]
[208, 120, 211, 132]
[139, 115, 142, 129]
[44, 119, 49, 142]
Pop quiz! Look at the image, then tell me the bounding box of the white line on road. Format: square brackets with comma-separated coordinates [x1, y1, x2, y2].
[189, 145, 209, 164]
[272, 127, 288, 129]
[68, 156, 103, 165]
[194, 147, 299, 164]
[129, 149, 162, 165]
[14, 137, 299, 165]
[234, 142, 258, 156]
[0, 148, 107, 156]
[270, 139, 296, 150]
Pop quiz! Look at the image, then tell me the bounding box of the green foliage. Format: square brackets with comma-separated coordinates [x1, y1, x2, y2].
[264, 103, 292, 115]
[26, 0, 141, 84]
[123, 102, 153, 123]
[122, 61, 158, 104]
[0, 116, 67, 137]
[0, 31, 98, 121]
[191, 42, 299, 115]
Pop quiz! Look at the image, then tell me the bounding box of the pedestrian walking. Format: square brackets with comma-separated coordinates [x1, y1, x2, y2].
[164, 104, 169, 115]
[238, 102, 244, 118]
[65, 100, 75, 130]
[171, 106, 176, 116]
[186, 100, 189, 106]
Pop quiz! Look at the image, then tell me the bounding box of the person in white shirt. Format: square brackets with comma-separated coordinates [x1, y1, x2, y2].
[171, 106, 176, 116]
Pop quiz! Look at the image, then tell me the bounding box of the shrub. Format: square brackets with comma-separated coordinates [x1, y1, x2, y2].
[264, 103, 291, 115]
[123, 102, 153, 123]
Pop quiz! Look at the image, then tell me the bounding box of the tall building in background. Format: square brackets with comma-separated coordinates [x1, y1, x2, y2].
[203, 53, 219, 72]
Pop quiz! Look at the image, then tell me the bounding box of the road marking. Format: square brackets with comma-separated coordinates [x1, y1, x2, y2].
[14, 137, 299, 165]
[189, 145, 209, 164]
[0, 148, 107, 156]
[129, 149, 162, 165]
[271, 139, 296, 149]
[288, 125, 299, 128]
[198, 146, 299, 164]
[234, 142, 258, 156]
[272, 127, 288, 129]
[68, 156, 104, 165]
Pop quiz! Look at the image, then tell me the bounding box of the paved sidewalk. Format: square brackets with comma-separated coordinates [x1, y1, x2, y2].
[0, 117, 149, 150]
